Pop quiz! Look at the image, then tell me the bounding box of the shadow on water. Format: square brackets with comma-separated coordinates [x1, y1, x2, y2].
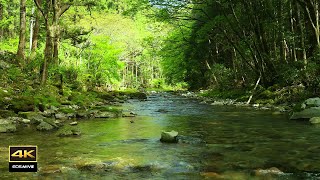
[1, 92, 320, 179]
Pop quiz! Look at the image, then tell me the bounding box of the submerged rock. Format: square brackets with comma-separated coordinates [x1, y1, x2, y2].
[39, 165, 62, 174]
[254, 167, 284, 176]
[57, 126, 81, 137]
[122, 112, 136, 117]
[177, 135, 206, 145]
[156, 109, 169, 113]
[160, 130, 178, 143]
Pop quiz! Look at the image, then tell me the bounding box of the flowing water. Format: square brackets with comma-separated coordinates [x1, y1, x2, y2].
[1, 92, 320, 179]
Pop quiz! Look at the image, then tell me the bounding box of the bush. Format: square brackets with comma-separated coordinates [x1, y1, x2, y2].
[208, 64, 234, 90]
[151, 78, 165, 89]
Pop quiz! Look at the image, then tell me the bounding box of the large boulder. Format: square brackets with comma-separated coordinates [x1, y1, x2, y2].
[36, 122, 54, 131]
[303, 98, 320, 108]
[160, 130, 178, 143]
[0, 119, 16, 133]
[19, 112, 44, 124]
[290, 107, 320, 120]
[290, 97, 320, 120]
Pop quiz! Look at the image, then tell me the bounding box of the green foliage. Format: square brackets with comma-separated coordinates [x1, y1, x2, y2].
[68, 91, 98, 106]
[151, 78, 165, 89]
[33, 87, 61, 108]
[200, 89, 248, 100]
[0, 38, 19, 53]
[209, 64, 234, 90]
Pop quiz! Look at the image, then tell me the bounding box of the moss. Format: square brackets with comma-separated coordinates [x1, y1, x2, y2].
[59, 107, 76, 114]
[33, 87, 61, 108]
[92, 105, 122, 112]
[8, 96, 35, 113]
[68, 92, 99, 106]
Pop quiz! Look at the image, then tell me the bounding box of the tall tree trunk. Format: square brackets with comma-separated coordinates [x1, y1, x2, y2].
[0, 3, 3, 40]
[28, 5, 41, 63]
[41, 24, 54, 85]
[296, 1, 307, 67]
[16, 0, 26, 64]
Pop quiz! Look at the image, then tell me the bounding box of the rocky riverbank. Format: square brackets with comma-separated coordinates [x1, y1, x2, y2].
[0, 88, 147, 134]
[179, 91, 320, 125]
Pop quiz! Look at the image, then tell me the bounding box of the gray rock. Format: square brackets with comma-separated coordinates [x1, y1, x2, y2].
[310, 117, 320, 124]
[76, 111, 88, 119]
[7, 117, 31, 124]
[55, 113, 68, 120]
[19, 112, 44, 124]
[94, 111, 117, 118]
[160, 130, 178, 143]
[36, 122, 54, 131]
[0, 119, 13, 125]
[0, 124, 16, 133]
[304, 98, 320, 108]
[122, 112, 136, 117]
[290, 107, 320, 120]
[42, 109, 55, 118]
[70, 121, 78, 126]
[0, 119, 16, 133]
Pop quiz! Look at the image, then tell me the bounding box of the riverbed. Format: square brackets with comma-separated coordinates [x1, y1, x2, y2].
[1, 92, 320, 179]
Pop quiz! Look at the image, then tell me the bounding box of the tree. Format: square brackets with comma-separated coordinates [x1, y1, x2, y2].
[16, 0, 26, 63]
[33, 0, 73, 85]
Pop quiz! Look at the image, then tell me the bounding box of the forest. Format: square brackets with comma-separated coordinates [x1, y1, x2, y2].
[0, 0, 319, 104]
[1, 0, 320, 179]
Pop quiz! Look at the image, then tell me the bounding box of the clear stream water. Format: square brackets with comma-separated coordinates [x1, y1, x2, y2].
[1, 92, 320, 179]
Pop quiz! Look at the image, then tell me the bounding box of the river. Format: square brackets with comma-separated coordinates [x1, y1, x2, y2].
[1, 92, 320, 179]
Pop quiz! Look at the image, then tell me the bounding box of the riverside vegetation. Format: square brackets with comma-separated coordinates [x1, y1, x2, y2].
[0, 0, 319, 133]
[1, 0, 320, 178]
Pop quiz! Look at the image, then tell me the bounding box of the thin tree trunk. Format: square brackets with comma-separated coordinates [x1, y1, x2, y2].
[16, 0, 26, 64]
[31, 6, 41, 52]
[41, 25, 54, 85]
[296, 1, 307, 67]
[0, 3, 3, 40]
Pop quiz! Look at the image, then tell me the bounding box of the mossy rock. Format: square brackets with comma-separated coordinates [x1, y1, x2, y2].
[0, 119, 16, 133]
[59, 107, 76, 114]
[36, 122, 54, 131]
[128, 92, 147, 100]
[0, 124, 16, 133]
[43, 118, 59, 128]
[18, 112, 44, 124]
